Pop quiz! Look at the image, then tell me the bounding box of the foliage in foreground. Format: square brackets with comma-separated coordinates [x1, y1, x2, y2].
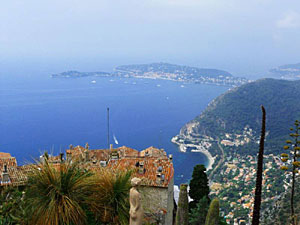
[89, 168, 132, 225]
[280, 120, 300, 225]
[0, 159, 132, 225]
[252, 105, 266, 225]
[189, 164, 210, 210]
[25, 160, 95, 225]
[175, 184, 189, 225]
[205, 198, 220, 225]
[189, 196, 209, 225]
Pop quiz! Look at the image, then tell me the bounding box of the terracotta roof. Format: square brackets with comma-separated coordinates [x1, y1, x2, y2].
[117, 146, 139, 158]
[0, 154, 29, 186]
[0, 157, 17, 170]
[107, 157, 174, 188]
[1, 145, 174, 188]
[140, 147, 167, 158]
[89, 149, 110, 162]
[65, 145, 173, 187]
[0, 152, 12, 158]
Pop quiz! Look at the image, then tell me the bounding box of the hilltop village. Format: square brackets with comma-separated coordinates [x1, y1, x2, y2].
[0, 144, 174, 225]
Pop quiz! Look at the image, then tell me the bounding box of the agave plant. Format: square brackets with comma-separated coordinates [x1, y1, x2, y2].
[25, 158, 95, 225]
[90, 168, 132, 225]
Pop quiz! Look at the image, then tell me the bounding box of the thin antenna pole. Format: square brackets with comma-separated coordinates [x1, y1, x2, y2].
[107, 107, 110, 149]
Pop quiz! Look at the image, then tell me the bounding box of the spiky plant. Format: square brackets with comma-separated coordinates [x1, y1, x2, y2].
[280, 119, 300, 225]
[25, 158, 94, 225]
[252, 105, 266, 225]
[90, 168, 132, 225]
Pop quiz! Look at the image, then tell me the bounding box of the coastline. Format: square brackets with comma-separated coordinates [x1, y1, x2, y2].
[171, 136, 215, 171]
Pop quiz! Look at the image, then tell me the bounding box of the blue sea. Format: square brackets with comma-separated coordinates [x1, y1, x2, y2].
[0, 74, 228, 185]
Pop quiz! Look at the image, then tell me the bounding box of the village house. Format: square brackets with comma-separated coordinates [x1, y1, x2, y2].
[0, 144, 174, 225]
[53, 144, 174, 225]
[0, 152, 29, 187]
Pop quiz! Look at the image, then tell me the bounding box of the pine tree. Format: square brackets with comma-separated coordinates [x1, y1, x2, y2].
[205, 198, 219, 225]
[189, 164, 210, 210]
[176, 184, 189, 225]
[280, 119, 300, 225]
[252, 105, 266, 225]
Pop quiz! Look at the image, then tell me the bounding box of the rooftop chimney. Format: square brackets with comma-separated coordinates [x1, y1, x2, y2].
[59, 153, 64, 162]
[2, 164, 10, 184]
[85, 150, 89, 162]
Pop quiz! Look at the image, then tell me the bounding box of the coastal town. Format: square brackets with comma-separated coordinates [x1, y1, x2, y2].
[52, 62, 251, 87]
[171, 123, 289, 225]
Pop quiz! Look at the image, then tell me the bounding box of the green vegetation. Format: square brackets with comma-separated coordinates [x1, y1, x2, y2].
[0, 158, 132, 225]
[176, 184, 189, 225]
[25, 159, 95, 225]
[280, 120, 300, 225]
[0, 187, 28, 225]
[205, 198, 220, 225]
[183, 78, 300, 156]
[189, 196, 209, 225]
[252, 106, 266, 225]
[90, 168, 132, 224]
[189, 164, 210, 210]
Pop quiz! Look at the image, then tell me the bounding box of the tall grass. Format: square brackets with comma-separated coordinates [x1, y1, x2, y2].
[25, 159, 94, 225]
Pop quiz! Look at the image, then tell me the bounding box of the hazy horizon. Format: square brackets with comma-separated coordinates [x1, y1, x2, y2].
[2, 0, 300, 78]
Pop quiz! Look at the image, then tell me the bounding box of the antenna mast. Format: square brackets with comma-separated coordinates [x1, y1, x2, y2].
[107, 107, 110, 149]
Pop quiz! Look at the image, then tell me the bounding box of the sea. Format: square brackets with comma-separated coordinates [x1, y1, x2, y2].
[0, 74, 228, 185]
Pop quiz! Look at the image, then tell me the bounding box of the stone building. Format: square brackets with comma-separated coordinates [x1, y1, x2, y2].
[0, 144, 174, 224]
[0, 152, 28, 187]
[66, 144, 174, 225]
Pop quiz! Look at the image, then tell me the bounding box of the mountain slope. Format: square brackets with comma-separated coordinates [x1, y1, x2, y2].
[179, 78, 300, 154]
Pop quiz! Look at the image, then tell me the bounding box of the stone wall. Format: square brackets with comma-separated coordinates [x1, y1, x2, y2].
[139, 180, 174, 224]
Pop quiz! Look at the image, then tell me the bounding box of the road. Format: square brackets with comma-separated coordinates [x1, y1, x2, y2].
[208, 140, 225, 183]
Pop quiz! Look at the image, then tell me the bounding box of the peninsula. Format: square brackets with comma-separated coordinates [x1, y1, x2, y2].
[51, 62, 250, 87]
[270, 62, 300, 80]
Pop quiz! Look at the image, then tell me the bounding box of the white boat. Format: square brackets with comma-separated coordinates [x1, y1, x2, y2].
[91, 80, 96, 84]
[113, 134, 119, 145]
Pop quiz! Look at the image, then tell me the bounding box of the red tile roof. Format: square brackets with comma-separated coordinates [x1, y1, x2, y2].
[65, 145, 173, 187]
[1, 145, 174, 188]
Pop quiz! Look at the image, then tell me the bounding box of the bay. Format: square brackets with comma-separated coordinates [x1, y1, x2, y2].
[0, 75, 228, 184]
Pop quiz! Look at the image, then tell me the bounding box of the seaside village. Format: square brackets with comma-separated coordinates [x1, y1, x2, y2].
[0, 144, 175, 225]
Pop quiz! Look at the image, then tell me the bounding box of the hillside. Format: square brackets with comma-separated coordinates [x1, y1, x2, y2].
[172, 78, 300, 223]
[178, 78, 300, 155]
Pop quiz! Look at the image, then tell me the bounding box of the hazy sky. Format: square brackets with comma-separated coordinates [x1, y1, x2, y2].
[1, 0, 300, 76]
